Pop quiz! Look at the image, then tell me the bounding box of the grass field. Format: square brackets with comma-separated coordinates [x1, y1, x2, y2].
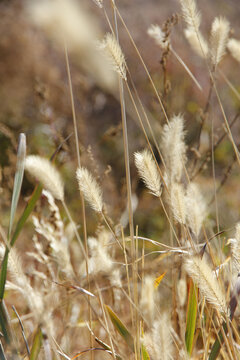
[1, 0, 240, 359]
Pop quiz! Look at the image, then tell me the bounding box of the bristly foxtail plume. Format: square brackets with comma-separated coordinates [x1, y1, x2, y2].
[92, 0, 103, 8]
[185, 182, 206, 237]
[76, 167, 103, 213]
[140, 276, 156, 325]
[134, 149, 162, 197]
[185, 256, 227, 314]
[184, 27, 209, 57]
[179, 0, 201, 31]
[227, 38, 240, 63]
[161, 114, 186, 183]
[229, 223, 240, 273]
[169, 182, 186, 224]
[142, 313, 173, 360]
[147, 24, 169, 49]
[98, 33, 127, 81]
[25, 155, 64, 201]
[210, 17, 230, 67]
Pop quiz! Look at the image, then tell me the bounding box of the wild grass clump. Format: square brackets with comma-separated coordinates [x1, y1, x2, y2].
[1, 0, 240, 359]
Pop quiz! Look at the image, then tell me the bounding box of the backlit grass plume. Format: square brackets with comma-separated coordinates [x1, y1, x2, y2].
[161, 114, 186, 183]
[76, 167, 103, 213]
[179, 0, 201, 31]
[25, 155, 64, 201]
[184, 27, 208, 57]
[142, 313, 173, 360]
[185, 183, 206, 237]
[98, 33, 127, 81]
[229, 223, 240, 273]
[227, 38, 240, 63]
[147, 24, 169, 49]
[210, 17, 229, 67]
[185, 256, 227, 314]
[134, 149, 162, 197]
[169, 182, 186, 224]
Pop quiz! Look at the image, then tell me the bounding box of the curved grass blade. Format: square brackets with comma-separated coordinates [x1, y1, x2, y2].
[105, 305, 134, 351]
[154, 272, 166, 289]
[8, 133, 26, 239]
[105, 305, 150, 359]
[0, 302, 11, 344]
[93, 335, 122, 360]
[141, 343, 150, 360]
[185, 279, 198, 355]
[30, 327, 42, 360]
[208, 322, 227, 360]
[0, 184, 43, 301]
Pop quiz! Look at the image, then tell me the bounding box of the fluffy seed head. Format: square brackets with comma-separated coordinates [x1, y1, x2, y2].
[142, 313, 173, 360]
[229, 223, 240, 273]
[147, 24, 169, 49]
[169, 183, 186, 224]
[185, 183, 206, 237]
[25, 155, 64, 201]
[92, 0, 103, 8]
[179, 0, 201, 31]
[184, 27, 209, 57]
[210, 17, 230, 67]
[98, 33, 127, 80]
[76, 167, 103, 213]
[140, 276, 156, 325]
[185, 256, 227, 314]
[161, 114, 186, 183]
[227, 38, 240, 63]
[134, 149, 162, 197]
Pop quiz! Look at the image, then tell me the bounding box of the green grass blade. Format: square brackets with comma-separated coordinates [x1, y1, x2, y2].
[105, 305, 134, 351]
[0, 302, 11, 344]
[0, 184, 42, 301]
[208, 322, 227, 360]
[0, 340, 7, 360]
[8, 133, 26, 239]
[10, 184, 43, 248]
[185, 279, 198, 354]
[94, 335, 122, 360]
[141, 343, 150, 360]
[30, 327, 42, 360]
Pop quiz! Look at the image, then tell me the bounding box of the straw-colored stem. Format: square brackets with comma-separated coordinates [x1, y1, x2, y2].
[64, 41, 93, 359]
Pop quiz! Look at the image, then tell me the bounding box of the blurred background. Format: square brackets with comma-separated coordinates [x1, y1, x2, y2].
[1, 0, 240, 242]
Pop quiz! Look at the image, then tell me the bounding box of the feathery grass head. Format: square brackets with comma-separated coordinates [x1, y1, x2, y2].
[25, 155, 64, 201]
[185, 256, 227, 314]
[210, 17, 229, 67]
[184, 27, 209, 57]
[142, 313, 173, 360]
[185, 182, 206, 237]
[98, 33, 127, 81]
[229, 223, 240, 273]
[179, 0, 201, 31]
[161, 114, 186, 183]
[227, 38, 240, 63]
[92, 0, 103, 8]
[76, 167, 103, 213]
[140, 276, 156, 325]
[134, 149, 162, 197]
[147, 24, 169, 49]
[169, 182, 186, 224]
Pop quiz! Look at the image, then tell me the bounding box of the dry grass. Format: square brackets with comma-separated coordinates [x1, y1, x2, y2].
[1, 0, 240, 359]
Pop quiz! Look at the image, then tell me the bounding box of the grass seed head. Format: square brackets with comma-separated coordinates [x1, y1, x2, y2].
[210, 17, 230, 67]
[227, 38, 240, 63]
[185, 256, 227, 314]
[134, 149, 162, 197]
[98, 33, 127, 80]
[25, 155, 64, 201]
[76, 166, 103, 213]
